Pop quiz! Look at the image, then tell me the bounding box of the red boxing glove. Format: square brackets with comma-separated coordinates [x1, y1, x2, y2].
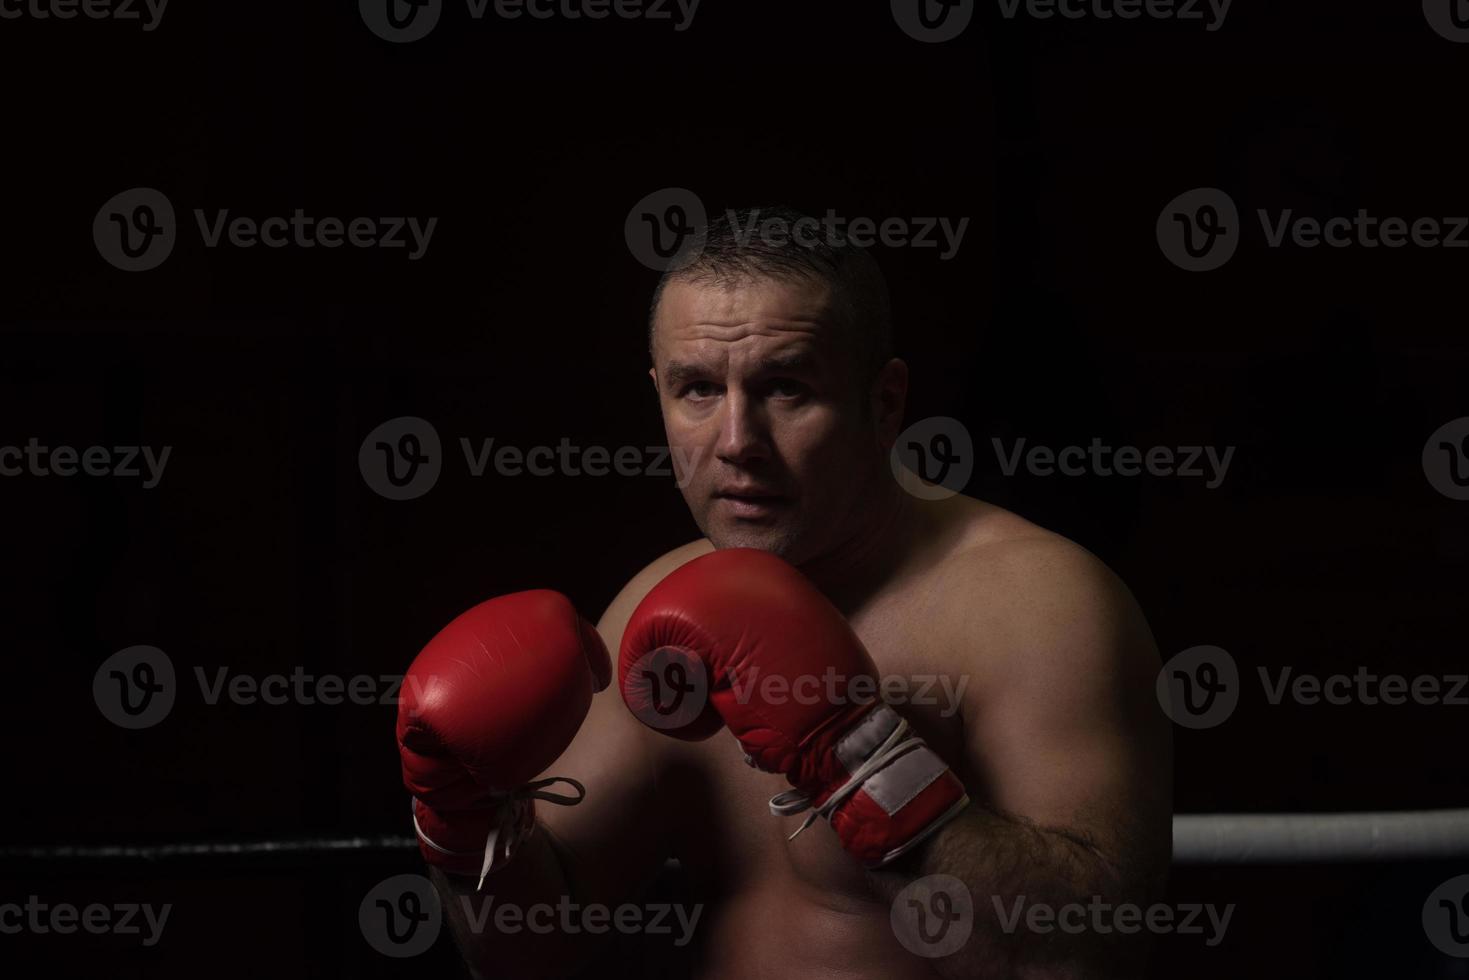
[619, 549, 969, 867]
[397, 590, 610, 887]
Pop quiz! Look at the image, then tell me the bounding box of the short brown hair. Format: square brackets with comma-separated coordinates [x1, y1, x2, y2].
[647, 205, 894, 381]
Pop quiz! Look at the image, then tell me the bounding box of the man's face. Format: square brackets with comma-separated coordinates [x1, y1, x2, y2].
[650, 275, 899, 564]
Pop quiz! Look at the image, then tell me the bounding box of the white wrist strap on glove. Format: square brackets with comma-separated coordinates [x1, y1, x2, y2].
[768, 709, 927, 842]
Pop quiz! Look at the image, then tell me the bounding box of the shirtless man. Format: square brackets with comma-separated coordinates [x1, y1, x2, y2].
[396, 207, 1173, 979]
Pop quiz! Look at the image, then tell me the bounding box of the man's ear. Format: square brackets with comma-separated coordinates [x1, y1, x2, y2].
[648, 366, 659, 394]
[870, 358, 909, 451]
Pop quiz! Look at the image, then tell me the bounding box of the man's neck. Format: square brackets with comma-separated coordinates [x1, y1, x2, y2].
[797, 479, 922, 616]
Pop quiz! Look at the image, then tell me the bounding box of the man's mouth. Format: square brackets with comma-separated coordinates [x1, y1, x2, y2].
[712, 489, 789, 519]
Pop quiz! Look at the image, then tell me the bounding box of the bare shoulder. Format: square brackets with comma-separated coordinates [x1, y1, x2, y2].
[929, 495, 1119, 595]
[596, 538, 715, 651]
[924, 498, 1158, 689]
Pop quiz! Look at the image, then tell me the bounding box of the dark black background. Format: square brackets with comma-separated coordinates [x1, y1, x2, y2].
[1, 1, 1466, 976]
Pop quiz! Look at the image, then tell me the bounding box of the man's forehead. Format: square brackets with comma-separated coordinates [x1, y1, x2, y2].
[656, 276, 840, 336]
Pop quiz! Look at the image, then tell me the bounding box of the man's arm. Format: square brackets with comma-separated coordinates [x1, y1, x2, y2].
[434, 540, 713, 980]
[868, 537, 1173, 979]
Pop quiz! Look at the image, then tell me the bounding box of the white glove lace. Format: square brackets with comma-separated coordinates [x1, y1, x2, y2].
[413, 776, 586, 890]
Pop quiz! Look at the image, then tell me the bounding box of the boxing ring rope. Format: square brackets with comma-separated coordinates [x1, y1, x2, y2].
[0, 836, 416, 864]
[1172, 810, 1469, 864]
[3, 811, 1467, 867]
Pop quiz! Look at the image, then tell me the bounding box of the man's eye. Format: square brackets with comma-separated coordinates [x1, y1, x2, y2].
[683, 381, 720, 399]
[768, 378, 809, 398]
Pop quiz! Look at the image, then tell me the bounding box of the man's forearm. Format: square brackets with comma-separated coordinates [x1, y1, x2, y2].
[431, 823, 604, 980]
[867, 805, 1163, 979]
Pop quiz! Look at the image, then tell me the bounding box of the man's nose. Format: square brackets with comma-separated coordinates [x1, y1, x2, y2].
[714, 390, 770, 466]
